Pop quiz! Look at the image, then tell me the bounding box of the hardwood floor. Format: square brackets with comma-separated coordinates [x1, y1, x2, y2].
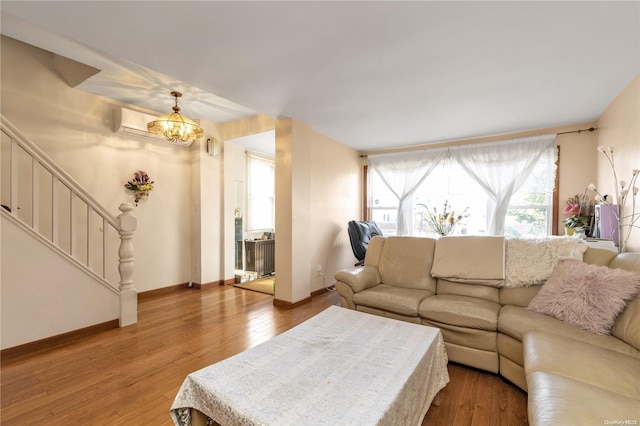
[1, 285, 527, 425]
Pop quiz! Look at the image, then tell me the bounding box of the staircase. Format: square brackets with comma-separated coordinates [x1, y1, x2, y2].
[1, 115, 137, 349]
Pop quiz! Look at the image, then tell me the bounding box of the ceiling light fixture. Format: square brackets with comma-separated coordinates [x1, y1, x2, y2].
[147, 91, 204, 144]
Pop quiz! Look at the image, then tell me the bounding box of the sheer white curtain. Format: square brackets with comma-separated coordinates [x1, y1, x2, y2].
[369, 148, 448, 235]
[449, 134, 557, 235]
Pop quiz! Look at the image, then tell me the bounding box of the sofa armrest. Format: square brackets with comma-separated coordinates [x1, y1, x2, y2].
[334, 266, 382, 293]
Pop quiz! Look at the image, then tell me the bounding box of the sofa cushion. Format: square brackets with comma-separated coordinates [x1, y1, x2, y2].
[583, 246, 618, 266]
[527, 258, 640, 334]
[499, 286, 541, 307]
[526, 372, 640, 426]
[441, 341, 499, 374]
[363, 236, 386, 267]
[422, 320, 497, 351]
[498, 305, 640, 359]
[431, 236, 505, 286]
[419, 294, 500, 331]
[356, 306, 422, 324]
[353, 284, 432, 317]
[497, 333, 526, 368]
[609, 253, 640, 350]
[378, 237, 437, 292]
[504, 237, 588, 287]
[523, 331, 640, 399]
[613, 295, 640, 351]
[334, 266, 381, 293]
[437, 279, 500, 303]
[609, 252, 640, 273]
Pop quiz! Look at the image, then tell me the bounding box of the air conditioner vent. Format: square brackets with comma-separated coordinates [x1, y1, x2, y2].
[112, 107, 194, 146]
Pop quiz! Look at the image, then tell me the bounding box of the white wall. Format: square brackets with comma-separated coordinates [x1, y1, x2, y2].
[1, 36, 192, 292]
[190, 126, 224, 285]
[1, 216, 119, 349]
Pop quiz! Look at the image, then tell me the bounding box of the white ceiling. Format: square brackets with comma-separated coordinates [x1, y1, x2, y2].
[1, 1, 639, 151]
[228, 130, 276, 157]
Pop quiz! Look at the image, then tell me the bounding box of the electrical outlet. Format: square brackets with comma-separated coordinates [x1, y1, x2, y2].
[316, 265, 322, 276]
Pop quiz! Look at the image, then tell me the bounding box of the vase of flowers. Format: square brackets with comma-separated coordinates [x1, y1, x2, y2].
[564, 214, 589, 236]
[124, 170, 154, 206]
[563, 192, 594, 236]
[416, 201, 470, 236]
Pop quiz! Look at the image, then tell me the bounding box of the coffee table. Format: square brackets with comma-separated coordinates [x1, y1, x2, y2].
[170, 305, 449, 426]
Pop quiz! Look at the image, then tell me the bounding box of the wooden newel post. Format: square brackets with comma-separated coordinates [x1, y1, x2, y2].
[118, 202, 137, 326]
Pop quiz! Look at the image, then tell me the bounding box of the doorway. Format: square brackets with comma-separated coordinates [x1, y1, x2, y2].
[225, 131, 276, 291]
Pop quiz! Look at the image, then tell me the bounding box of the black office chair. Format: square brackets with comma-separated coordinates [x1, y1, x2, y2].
[347, 220, 383, 266]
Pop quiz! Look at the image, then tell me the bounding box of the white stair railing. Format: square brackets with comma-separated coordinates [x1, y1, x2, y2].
[1, 115, 137, 326]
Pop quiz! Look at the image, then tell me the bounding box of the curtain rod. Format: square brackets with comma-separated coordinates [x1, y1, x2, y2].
[557, 127, 597, 135]
[360, 127, 597, 157]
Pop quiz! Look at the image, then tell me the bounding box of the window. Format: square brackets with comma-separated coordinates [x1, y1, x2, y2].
[412, 159, 488, 237]
[247, 153, 275, 232]
[504, 158, 555, 238]
[369, 160, 482, 236]
[368, 139, 557, 238]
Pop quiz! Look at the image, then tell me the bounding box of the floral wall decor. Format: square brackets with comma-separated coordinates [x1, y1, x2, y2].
[124, 170, 154, 206]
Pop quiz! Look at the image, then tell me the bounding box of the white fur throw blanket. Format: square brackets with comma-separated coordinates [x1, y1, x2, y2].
[505, 237, 589, 288]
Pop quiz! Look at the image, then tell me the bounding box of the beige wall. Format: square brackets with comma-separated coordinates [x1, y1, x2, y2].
[596, 74, 640, 252]
[1, 36, 193, 292]
[309, 130, 362, 291]
[275, 118, 361, 303]
[222, 114, 276, 141]
[190, 123, 225, 285]
[275, 119, 310, 303]
[556, 128, 599, 233]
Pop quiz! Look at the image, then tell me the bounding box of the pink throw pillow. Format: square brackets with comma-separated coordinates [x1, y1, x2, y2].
[527, 258, 640, 334]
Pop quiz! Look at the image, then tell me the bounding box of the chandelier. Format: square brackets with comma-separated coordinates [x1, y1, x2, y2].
[147, 91, 204, 144]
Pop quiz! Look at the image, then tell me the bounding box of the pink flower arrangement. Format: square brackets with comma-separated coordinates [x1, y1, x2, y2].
[563, 203, 581, 216]
[563, 192, 594, 230]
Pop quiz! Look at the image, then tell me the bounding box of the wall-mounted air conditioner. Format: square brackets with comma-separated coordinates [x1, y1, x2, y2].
[112, 106, 195, 146]
[111, 107, 163, 140]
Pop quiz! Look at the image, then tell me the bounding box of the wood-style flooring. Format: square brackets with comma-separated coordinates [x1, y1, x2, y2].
[1, 284, 527, 425]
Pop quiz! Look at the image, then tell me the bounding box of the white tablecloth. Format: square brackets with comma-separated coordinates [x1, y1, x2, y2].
[171, 305, 449, 426]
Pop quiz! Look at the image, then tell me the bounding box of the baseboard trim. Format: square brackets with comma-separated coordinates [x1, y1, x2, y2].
[273, 297, 311, 309]
[1, 319, 119, 363]
[138, 280, 229, 298]
[192, 280, 225, 290]
[138, 282, 190, 299]
[312, 286, 335, 297]
[272, 286, 335, 309]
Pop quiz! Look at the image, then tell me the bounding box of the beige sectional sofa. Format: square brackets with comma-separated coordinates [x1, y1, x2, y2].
[334, 235, 640, 425]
